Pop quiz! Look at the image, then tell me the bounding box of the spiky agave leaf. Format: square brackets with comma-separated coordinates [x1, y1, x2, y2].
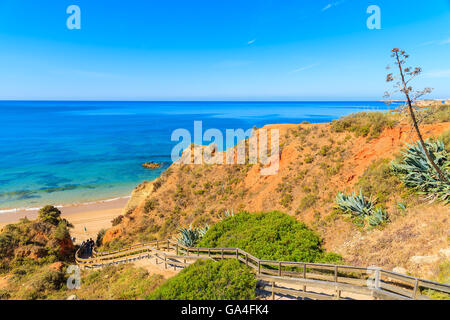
[391, 139, 449, 204]
[177, 224, 210, 247]
[197, 224, 210, 238]
[335, 190, 388, 227]
[177, 224, 200, 247]
[335, 190, 375, 217]
[218, 209, 235, 220]
[366, 207, 389, 227]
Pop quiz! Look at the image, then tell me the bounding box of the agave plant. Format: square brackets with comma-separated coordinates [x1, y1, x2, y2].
[177, 224, 209, 247]
[218, 209, 235, 220]
[367, 207, 388, 227]
[197, 224, 210, 238]
[335, 191, 388, 227]
[335, 191, 375, 217]
[391, 139, 449, 204]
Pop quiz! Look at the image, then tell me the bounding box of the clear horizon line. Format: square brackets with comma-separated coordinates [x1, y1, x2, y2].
[0, 99, 414, 103]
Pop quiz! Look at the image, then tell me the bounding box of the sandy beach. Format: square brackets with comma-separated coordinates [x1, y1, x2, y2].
[0, 197, 128, 244]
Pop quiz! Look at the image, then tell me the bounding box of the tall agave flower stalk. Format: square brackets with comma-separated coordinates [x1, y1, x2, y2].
[391, 139, 449, 204]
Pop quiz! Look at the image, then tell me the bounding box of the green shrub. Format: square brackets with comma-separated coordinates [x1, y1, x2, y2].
[355, 159, 403, 205]
[111, 215, 123, 226]
[53, 221, 71, 241]
[439, 130, 450, 152]
[0, 289, 10, 300]
[304, 154, 314, 164]
[144, 198, 159, 213]
[96, 229, 107, 246]
[197, 211, 341, 263]
[331, 111, 397, 138]
[38, 206, 62, 225]
[32, 270, 66, 292]
[147, 259, 256, 300]
[421, 105, 450, 124]
[298, 194, 318, 211]
[280, 193, 293, 208]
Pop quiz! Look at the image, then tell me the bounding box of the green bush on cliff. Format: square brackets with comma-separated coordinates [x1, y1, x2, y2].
[38, 205, 62, 225]
[0, 206, 74, 274]
[331, 111, 397, 138]
[197, 211, 342, 263]
[147, 259, 256, 300]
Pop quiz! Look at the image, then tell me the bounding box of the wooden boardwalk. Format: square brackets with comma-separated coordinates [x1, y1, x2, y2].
[76, 239, 450, 300]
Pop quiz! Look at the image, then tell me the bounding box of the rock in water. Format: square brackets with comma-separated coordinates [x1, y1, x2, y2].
[142, 161, 162, 169]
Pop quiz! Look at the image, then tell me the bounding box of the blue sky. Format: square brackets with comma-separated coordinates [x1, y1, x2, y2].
[0, 0, 449, 100]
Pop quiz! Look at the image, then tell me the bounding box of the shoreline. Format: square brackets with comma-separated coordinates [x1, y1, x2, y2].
[0, 197, 129, 243]
[0, 194, 131, 215]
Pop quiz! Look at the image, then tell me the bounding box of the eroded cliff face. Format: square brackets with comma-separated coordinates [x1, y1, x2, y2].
[103, 121, 450, 278]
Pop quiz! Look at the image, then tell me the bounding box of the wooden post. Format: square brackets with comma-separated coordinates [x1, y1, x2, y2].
[208, 248, 210, 257]
[236, 248, 238, 259]
[412, 279, 419, 299]
[303, 263, 307, 293]
[258, 261, 261, 274]
[271, 282, 275, 300]
[278, 262, 281, 276]
[156, 240, 159, 250]
[176, 244, 179, 256]
[246, 254, 248, 266]
[375, 269, 381, 289]
[164, 256, 167, 269]
[197, 248, 200, 256]
[334, 265, 341, 299]
[167, 240, 170, 251]
[221, 249, 224, 259]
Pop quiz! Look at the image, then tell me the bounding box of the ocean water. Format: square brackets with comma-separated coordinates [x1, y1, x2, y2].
[0, 101, 388, 211]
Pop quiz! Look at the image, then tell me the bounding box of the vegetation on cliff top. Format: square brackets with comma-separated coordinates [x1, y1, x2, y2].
[0, 206, 74, 274]
[147, 259, 256, 300]
[197, 211, 342, 263]
[331, 111, 397, 139]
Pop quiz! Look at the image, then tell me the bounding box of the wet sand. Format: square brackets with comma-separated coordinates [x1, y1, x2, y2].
[0, 197, 128, 244]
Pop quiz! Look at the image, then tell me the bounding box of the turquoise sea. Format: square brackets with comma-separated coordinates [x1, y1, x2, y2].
[0, 101, 389, 212]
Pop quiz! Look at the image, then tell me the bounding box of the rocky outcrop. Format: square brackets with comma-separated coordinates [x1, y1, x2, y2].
[14, 246, 48, 260]
[49, 261, 64, 272]
[142, 161, 162, 169]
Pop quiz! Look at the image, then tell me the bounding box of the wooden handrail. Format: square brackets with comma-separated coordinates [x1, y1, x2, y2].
[75, 239, 450, 300]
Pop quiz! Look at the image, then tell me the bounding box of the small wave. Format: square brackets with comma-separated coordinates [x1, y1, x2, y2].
[0, 195, 131, 215]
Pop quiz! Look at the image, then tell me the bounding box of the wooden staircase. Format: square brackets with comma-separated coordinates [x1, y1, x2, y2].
[75, 239, 450, 300]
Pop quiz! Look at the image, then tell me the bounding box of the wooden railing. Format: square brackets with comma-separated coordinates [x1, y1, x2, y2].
[75, 239, 450, 300]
